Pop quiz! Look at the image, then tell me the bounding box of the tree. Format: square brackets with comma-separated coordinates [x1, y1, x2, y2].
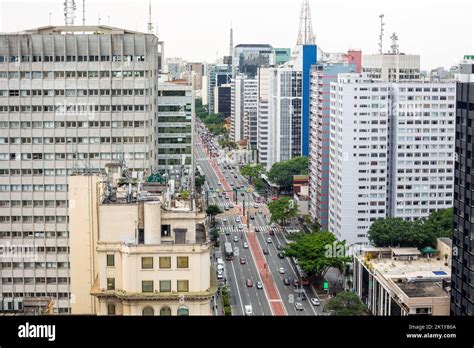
[268, 197, 298, 225]
[302, 214, 321, 232]
[195, 175, 205, 190]
[325, 291, 369, 316]
[206, 205, 222, 222]
[283, 232, 351, 283]
[368, 208, 455, 249]
[179, 190, 190, 199]
[267, 157, 309, 192]
[240, 164, 265, 184]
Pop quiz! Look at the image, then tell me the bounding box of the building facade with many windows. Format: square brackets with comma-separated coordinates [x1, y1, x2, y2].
[328, 74, 456, 246]
[0, 26, 160, 313]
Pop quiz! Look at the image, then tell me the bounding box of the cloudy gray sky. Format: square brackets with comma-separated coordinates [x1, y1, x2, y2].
[1, 0, 472, 70]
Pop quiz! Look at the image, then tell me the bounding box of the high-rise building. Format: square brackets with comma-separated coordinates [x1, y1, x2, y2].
[309, 60, 358, 230]
[157, 80, 194, 186]
[207, 64, 231, 115]
[230, 76, 258, 146]
[328, 73, 456, 246]
[183, 62, 204, 90]
[69, 173, 214, 315]
[274, 48, 291, 65]
[214, 83, 231, 118]
[363, 53, 420, 82]
[451, 56, 474, 316]
[166, 57, 187, 81]
[233, 44, 274, 79]
[0, 26, 160, 313]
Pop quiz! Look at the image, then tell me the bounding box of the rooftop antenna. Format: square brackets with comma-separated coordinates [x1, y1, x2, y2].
[98, 13, 101, 25]
[229, 22, 233, 57]
[108, 15, 110, 26]
[63, 0, 77, 26]
[82, 0, 85, 26]
[378, 14, 385, 54]
[390, 32, 399, 55]
[296, 0, 316, 45]
[147, 0, 154, 34]
[49, 12, 52, 25]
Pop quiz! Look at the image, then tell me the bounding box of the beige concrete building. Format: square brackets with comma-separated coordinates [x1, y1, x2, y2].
[353, 240, 452, 316]
[69, 171, 214, 316]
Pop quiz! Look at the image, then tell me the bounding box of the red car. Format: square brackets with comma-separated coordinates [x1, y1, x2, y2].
[246, 279, 253, 287]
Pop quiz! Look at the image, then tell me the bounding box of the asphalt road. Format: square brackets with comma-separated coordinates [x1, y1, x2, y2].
[195, 122, 322, 316]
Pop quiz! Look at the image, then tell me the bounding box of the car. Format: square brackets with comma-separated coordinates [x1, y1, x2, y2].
[276, 244, 282, 250]
[262, 248, 269, 255]
[240, 257, 247, 265]
[225, 196, 230, 200]
[222, 217, 228, 222]
[241, 192, 245, 196]
[250, 215, 255, 220]
[283, 278, 291, 285]
[234, 175, 238, 179]
[225, 175, 228, 178]
[246, 279, 253, 287]
[217, 269, 223, 275]
[310, 298, 320, 306]
[218, 194, 222, 198]
[256, 281, 263, 289]
[253, 204, 258, 208]
[235, 217, 241, 223]
[230, 183, 234, 186]
[217, 273, 224, 280]
[229, 204, 234, 208]
[255, 226, 260, 232]
[224, 206, 229, 211]
[243, 241, 249, 249]
[269, 230, 275, 236]
[293, 279, 300, 287]
[238, 224, 243, 230]
[279, 267, 285, 274]
[213, 194, 217, 198]
[294, 302, 304, 311]
[266, 237, 272, 243]
[225, 230, 231, 235]
[233, 235, 239, 242]
[277, 252, 285, 259]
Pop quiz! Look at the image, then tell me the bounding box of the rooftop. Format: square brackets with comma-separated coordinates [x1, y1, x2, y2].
[396, 280, 448, 298]
[16, 25, 146, 35]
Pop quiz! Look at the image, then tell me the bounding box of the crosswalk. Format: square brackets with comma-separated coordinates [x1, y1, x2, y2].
[219, 226, 243, 234]
[210, 201, 267, 208]
[254, 225, 284, 233]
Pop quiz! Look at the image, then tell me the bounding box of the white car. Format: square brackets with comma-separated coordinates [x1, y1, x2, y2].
[278, 267, 285, 274]
[217, 273, 224, 280]
[310, 298, 320, 306]
[222, 217, 228, 222]
[294, 302, 304, 311]
[233, 235, 239, 242]
[243, 242, 249, 249]
[267, 237, 272, 243]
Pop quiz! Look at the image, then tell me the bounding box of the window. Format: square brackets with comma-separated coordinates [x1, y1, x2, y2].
[159, 280, 171, 292]
[106, 254, 115, 267]
[177, 256, 189, 269]
[107, 304, 116, 315]
[159, 257, 171, 269]
[107, 278, 115, 290]
[142, 307, 154, 316]
[160, 306, 171, 316]
[142, 281, 154, 293]
[177, 280, 189, 292]
[177, 306, 189, 316]
[141, 257, 153, 269]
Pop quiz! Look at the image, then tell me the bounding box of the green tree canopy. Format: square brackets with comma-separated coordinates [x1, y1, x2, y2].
[179, 190, 190, 199]
[240, 164, 265, 184]
[268, 197, 298, 225]
[195, 175, 205, 190]
[267, 156, 309, 191]
[283, 231, 351, 280]
[206, 205, 222, 221]
[325, 291, 369, 316]
[368, 208, 454, 249]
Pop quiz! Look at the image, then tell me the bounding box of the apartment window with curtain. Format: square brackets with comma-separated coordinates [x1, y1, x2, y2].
[177, 256, 189, 269]
[159, 257, 171, 269]
[141, 257, 153, 269]
[177, 280, 189, 292]
[142, 281, 154, 293]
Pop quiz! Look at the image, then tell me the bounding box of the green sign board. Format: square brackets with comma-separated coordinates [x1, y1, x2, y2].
[323, 282, 329, 290]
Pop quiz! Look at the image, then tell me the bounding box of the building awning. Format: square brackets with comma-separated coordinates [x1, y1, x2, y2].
[421, 246, 438, 254]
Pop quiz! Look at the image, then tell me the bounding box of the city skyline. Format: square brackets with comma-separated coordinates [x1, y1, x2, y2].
[0, 0, 472, 70]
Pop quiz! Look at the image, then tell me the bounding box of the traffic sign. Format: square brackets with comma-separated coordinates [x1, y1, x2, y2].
[323, 282, 329, 289]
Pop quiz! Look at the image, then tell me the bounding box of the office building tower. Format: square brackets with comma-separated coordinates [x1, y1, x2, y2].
[0, 25, 160, 314]
[207, 64, 231, 115]
[308, 59, 358, 230]
[69, 173, 213, 315]
[230, 76, 257, 146]
[165, 57, 187, 81]
[214, 83, 231, 118]
[451, 56, 474, 316]
[157, 80, 194, 189]
[183, 62, 204, 91]
[363, 53, 420, 82]
[328, 74, 456, 246]
[274, 48, 291, 65]
[233, 44, 274, 79]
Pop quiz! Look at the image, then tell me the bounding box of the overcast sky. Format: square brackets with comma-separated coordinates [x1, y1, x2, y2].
[0, 0, 472, 70]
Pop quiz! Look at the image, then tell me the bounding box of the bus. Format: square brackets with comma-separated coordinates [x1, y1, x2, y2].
[252, 191, 263, 203]
[295, 263, 310, 286]
[224, 242, 234, 261]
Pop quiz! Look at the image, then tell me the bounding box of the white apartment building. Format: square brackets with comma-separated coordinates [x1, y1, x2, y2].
[328, 74, 456, 246]
[157, 81, 194, 179]
[0, 26, 160, 314]
[257, 68, 270, 168]
[69, 174, 213, 316]
[363, 54, 420, 82]
[230, 75, 257, 147]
